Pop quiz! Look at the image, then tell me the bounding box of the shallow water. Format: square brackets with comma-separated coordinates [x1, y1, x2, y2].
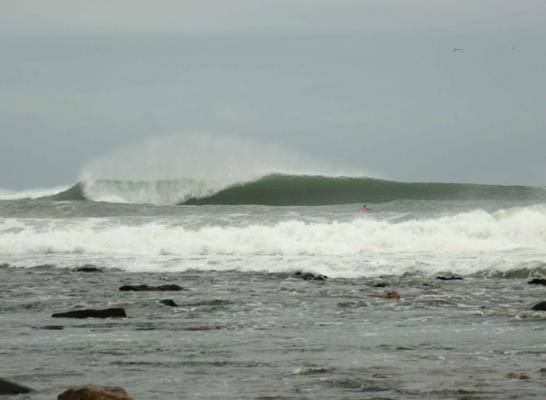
[1, 266, 546, 400]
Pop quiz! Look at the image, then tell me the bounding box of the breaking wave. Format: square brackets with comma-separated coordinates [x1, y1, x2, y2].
[46, 174, 546, 205]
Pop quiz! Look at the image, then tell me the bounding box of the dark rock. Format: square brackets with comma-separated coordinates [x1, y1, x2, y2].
[436, 276, 463, 281]
[159, 299, 178, 307]
[119, 284, 183, 291]
[52, 308, 127, 319]
[58, 385, 132, 400]
[179, 299, 233, 307]
[0, 263, 9, 268]
[294, 271, 328, 281]
[35, 325, 64, 330]
[507, 372, 530, 380]
[372, 282, 388, 288]
[0, 377, 33, 395]
[528, 278, 546, 286]
[531, 301, 546, 311]
[75, 264, 103, 272]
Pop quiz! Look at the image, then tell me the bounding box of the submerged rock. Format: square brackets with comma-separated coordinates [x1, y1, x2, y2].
[34, 263, 56, 269]
[0, 263, 9, 268]
[0, 377, 33, 395]
[119, 284, 183, 291]
[178, 299, 233, 308]
[52, 308, 127, 319]
[58, 385, 132, 400]
[370, 289, 400, 299]
[294, 271, 328, 281]
[507, 372, 530, 380]
[436, 276, 463, 281]
[528, 278, 546, 286]
[35, 325, 64, 330]
[372, 282, 388, 288]
[159, 299, 178, 307]
[75, 264, 103, 273]
[531, 301, 546, 311]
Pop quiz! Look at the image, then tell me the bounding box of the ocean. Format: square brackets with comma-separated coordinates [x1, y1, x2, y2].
[1, 175, 546, 399]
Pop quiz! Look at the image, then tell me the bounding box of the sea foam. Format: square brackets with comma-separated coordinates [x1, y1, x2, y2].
[1, 205, 545, 277]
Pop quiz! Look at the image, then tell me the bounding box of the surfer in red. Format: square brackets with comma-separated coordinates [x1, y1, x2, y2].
[360, 204, 369, 212]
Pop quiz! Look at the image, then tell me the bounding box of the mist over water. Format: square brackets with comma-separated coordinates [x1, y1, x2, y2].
[78, 134, 364, 204]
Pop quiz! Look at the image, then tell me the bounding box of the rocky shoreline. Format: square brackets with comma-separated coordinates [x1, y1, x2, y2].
[1, 263, 546, 399]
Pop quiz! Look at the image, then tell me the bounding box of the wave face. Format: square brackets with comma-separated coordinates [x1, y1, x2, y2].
[183, 174, 546, 205]
[1, 204, 546, 277]
[46, 174, 546, 205]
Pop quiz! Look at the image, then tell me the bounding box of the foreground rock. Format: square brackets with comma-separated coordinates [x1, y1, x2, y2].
[0, 377, 33, 395]
[58, 385, 132, 400]
[294, 271, 328, 281]
[436, 276, 463, 281]
[75, 264, 103, 272]
[528, 278, 546, 286]
[159, 299, 178, 307]
[531, 301, 546, 311]
[52, 308, 127, 319]
[119, 284, 183, 291]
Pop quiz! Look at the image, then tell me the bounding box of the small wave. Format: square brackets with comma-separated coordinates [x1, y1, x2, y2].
[0, 185, 71, 200]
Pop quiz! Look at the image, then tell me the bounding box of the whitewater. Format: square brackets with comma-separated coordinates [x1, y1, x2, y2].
[1, 196, 545, 278]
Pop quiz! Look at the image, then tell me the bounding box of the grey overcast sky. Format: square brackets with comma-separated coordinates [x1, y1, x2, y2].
[1, 0, 545, 189]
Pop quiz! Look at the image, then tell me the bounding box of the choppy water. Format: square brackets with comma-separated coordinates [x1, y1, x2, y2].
[1, 198, 546, 399]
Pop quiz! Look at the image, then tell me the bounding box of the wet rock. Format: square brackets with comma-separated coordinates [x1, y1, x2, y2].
[528, 278, 546, 286]
[180, 299, 233, 307]
[58, 385, 132, 400]
[159, 299, 178, 307]
[372, 282, 388, 288]
[531, 301, 546, 311]
[507, 372, 530, 380]
[0, 263, 9, 268]
[35, 325, 64, 330]
[436, 276, 463, 281]
[0, 377, 33, 395]
[119, 284, 183, 291]
[386, 289, 401, 299]
[539, 367, 546, 374]
[294, 271, 328, 281]
[52, 308, 127, 319]
[75, 264, 103, 273]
